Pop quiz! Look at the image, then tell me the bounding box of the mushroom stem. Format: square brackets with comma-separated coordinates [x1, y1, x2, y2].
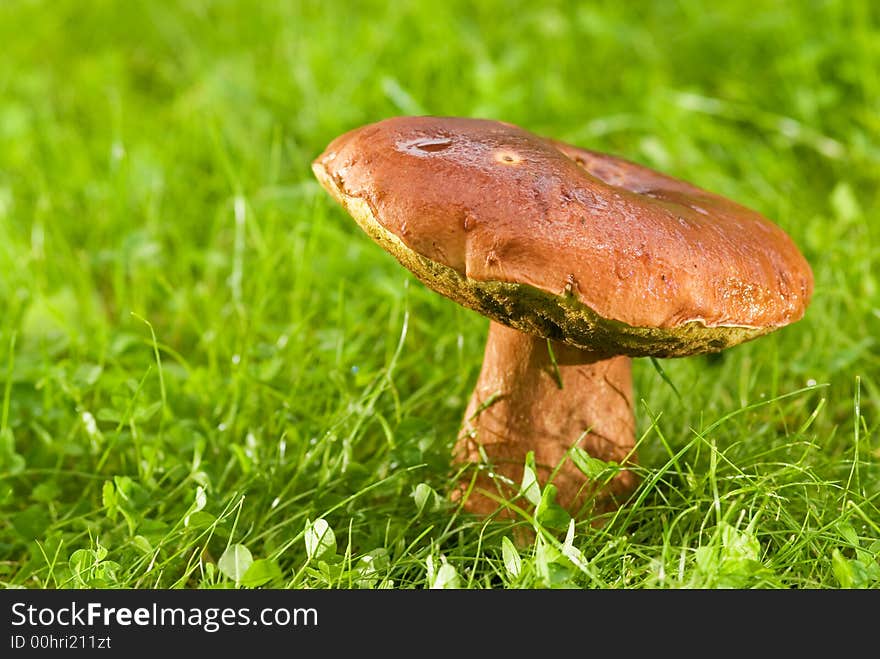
[454, 321, 638, 517]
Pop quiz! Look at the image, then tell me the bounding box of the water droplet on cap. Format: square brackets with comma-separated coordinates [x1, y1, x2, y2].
[494, 150, 522, 165]
[415, 138, 452, 152]
[400, 138, 453, 155]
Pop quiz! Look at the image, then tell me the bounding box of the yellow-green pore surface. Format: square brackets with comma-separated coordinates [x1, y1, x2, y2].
[314, 162, 767, 359]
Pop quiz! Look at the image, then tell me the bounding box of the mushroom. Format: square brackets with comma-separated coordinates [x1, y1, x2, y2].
[311, 116, 813, 517]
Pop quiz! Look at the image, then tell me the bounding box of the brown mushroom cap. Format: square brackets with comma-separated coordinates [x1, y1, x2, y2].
[312, 116, 813, 357]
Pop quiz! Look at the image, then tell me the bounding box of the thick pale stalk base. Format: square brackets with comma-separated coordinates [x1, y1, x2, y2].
[454, 322, 638, 517]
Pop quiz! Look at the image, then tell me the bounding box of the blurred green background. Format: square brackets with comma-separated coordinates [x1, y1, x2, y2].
[0, 0, 877, 588]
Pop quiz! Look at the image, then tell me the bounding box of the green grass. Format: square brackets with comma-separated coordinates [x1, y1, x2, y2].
[1, 0, 878, 589]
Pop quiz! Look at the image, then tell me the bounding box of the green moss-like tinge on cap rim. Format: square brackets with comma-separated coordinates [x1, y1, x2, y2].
[314, 162, 767, 358]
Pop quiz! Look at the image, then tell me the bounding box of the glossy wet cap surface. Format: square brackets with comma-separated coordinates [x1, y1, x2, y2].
[313, 116, 813, 334]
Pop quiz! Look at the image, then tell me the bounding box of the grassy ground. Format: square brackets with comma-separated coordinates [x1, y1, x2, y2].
[1, 0, 878, 589]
